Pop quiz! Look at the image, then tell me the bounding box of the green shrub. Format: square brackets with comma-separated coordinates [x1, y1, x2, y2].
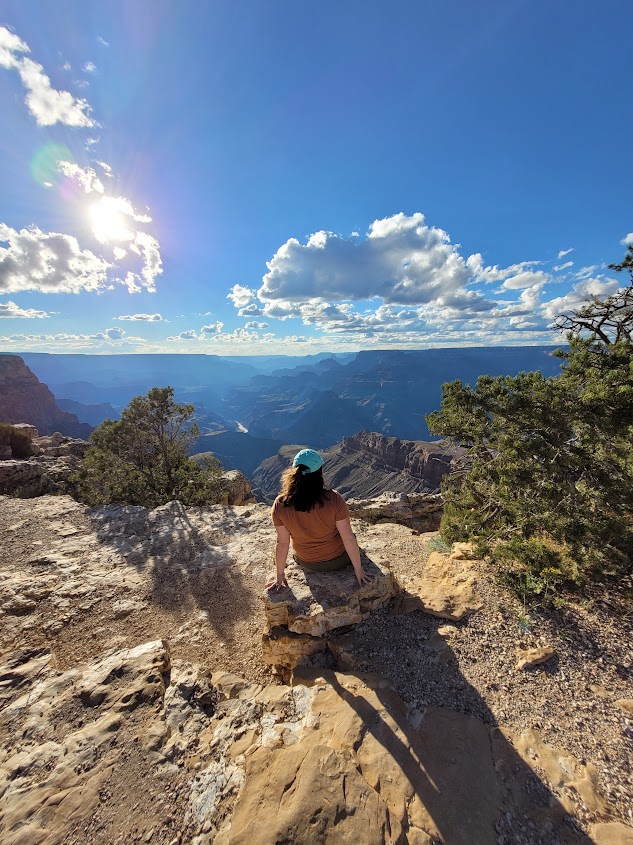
[0, 424, 33, 459]
[72, 387, 226, 508]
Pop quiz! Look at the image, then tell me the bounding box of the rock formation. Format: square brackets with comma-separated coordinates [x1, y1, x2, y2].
[0, 354, 93, 438]
[253, 431, 464, 503]
[0, 431, 90, 497]
[0, 493, 631, 844]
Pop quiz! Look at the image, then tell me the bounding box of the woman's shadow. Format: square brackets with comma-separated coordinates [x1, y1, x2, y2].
[292, 551, 606, 845]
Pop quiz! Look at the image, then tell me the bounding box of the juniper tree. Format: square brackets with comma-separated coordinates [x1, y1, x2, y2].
[74, 387, 224, 507]
[427, 251, 633, 598]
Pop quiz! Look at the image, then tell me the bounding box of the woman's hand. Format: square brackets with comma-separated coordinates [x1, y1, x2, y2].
[266, 575, 288, 593]
[354, 567, 373, 586]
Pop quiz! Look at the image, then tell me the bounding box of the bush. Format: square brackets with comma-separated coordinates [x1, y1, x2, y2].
[73, 387, 226, 508]
[0, 424, 33, 459]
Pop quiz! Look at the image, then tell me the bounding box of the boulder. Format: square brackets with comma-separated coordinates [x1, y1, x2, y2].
[399, 550, 482, 621]
[217, 469, 256, 505]
[262, 558, 396, 638]
[10, 423, 39, 440]
[590, 823, 633, 845]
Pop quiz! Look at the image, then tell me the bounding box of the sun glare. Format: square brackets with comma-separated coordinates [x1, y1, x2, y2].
[89, 196, 134, 244]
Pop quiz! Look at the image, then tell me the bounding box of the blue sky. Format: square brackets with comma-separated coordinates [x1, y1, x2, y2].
[0, 0, 631, 354]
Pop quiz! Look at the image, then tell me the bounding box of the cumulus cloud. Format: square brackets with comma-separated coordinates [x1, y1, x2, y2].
[259, 213, 471, 305]
[114, 313, 162, 322]
[244, 321, 269, 329]
[541, 278, 620, 321]
[83, 61, 96, 73]
[167, 329, 198, 341]
[622, 233, 633, 246]
[0, 224, 111, 293]
[227, 284, 256, 308]
[58, 161, 105, 194]
[558, 248, 574, 259]
[0, 26, 95, 126]
[0, 300, 50, 318]
[200, 321, 224, 336]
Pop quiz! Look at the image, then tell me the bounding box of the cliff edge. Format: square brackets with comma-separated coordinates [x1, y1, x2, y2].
[0, 354, 92, 438]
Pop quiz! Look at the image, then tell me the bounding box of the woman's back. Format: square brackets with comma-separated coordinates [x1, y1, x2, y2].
[272, 490, 349, 563]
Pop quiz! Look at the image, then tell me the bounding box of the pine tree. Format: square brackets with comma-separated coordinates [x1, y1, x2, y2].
[427, 251, 633, 598]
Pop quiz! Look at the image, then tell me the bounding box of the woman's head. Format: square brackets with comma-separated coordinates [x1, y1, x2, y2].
[279, 449, 328, 512]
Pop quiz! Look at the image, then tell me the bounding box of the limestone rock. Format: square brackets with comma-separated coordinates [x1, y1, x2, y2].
[590, 822, 633, 844]
[217, 469, 255, 505]
[515, 646, 557, 671]
[263, 558, 396, 637]
[615, 698, 633, 716]
[347, 491, 444, 530]
[400, 550, 482, 621]
[261, 626, 329, 669]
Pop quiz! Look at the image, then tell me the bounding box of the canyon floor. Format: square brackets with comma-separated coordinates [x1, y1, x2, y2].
[0, 494, 631, 845]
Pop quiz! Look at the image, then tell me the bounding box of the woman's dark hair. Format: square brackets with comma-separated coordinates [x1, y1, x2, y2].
[279, 465, 330, 512]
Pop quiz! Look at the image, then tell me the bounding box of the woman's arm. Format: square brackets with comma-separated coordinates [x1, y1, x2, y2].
[336, 518, 372, 586]
[266, 524, 291, 591]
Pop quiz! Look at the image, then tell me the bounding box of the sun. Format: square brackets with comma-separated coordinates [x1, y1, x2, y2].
[89, 196, 134, 244]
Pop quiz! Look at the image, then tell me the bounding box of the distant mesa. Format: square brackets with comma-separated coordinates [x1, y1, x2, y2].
[253, 430, 465, 503]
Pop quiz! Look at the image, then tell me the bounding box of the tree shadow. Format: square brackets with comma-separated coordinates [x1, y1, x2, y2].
[88, 501, 258, 643]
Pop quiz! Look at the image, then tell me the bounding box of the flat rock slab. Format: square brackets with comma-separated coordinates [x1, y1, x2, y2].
[399, 551, 482, 621]
[263, 558, 396, 637]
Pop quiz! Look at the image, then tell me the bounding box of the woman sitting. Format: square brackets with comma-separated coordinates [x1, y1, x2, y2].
[267, 448, 372, 592]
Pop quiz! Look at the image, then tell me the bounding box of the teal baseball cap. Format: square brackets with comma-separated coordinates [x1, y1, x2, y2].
[292, 448, 324, 475]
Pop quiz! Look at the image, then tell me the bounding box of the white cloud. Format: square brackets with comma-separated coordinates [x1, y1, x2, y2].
[622, 233, 633, 246]
[499, 270, 549, 291]
[227, 284, 256, 308]
[58, 161, 105, 194]
[167, 329, 198, 341]
[237, 302, 264, 317]
[553, 261, 573, 272]
[541, 278, 620, 321]
[114, 313, 163, 321]
[97, 37, 110, 47]
[259, 213, 471, 305]
[467, 253, 542, 284]
[0, 224, 111, 293]
[574, 265, 599, 280]
[200, 321, 224, 336]
[0, 300, 50, 318]
[0, 27, 95, 127]
[83, 61, 97, 73]
[244, 320, 269, 329]
[95, 160, 112, 174]
[557, 248, 574, 259]
[205, 328, 260, 343]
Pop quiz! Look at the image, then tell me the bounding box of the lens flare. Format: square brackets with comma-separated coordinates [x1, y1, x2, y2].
[30, 143, 74, 186]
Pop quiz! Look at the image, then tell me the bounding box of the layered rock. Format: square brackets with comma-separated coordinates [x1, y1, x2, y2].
[0, 433, 90, 497]
[0, 643, 613, 845]
[261, 558, 396, 675]
[252, 431, 464, 503]
[0, 354, 92, 438]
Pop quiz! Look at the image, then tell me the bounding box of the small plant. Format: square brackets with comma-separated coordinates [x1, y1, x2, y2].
[426, 535, 451, 554]
[0, 424, 33, 459]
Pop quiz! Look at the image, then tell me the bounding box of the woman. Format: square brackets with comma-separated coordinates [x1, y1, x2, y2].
[266, 448, 372, 592]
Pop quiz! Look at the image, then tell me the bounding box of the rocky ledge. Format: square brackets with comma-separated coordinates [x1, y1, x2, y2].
[1, 494, 631, 843]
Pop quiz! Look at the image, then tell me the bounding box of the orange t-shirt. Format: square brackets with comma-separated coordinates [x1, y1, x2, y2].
[271, 490, 350, 563]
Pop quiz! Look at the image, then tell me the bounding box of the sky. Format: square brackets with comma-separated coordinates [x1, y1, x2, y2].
[0, 0, 631, 356]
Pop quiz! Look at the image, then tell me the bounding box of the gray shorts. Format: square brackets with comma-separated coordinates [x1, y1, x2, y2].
[293, 550, 352, 572]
